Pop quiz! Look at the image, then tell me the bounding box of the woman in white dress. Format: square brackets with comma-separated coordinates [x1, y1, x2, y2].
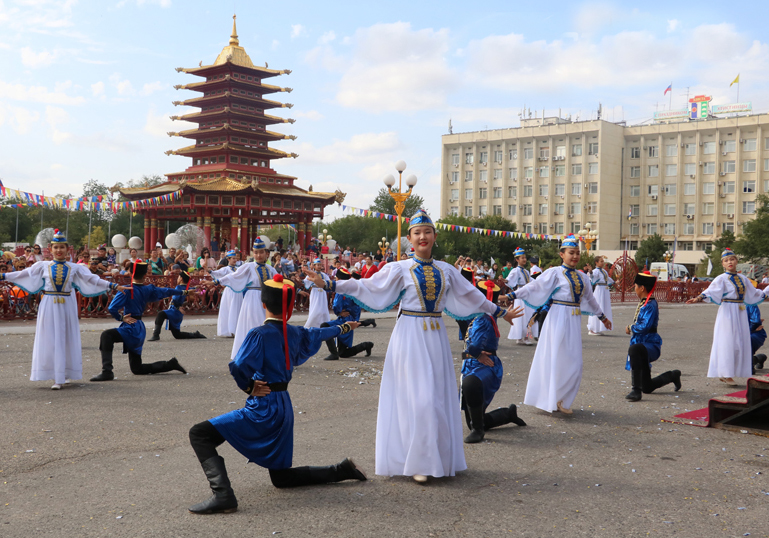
[587, 256, 614, 335]
[686, 248, 767, 385]
[507, 235, 611, 414]
[506, 247, 537, 344]
[0, 230, 124, 389]
[304, 258, 331, 328]
[305, 210, 521, 483]
[209, 250, 243, 337]
[206, 240, 276, 359]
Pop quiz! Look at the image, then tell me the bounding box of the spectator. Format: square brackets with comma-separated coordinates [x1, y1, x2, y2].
[210, 236, 219, 253]
[360, 255, 379, 279]
[374, 250, 383, 263]
[31, 244, 44, 262]
[149, 250, 164, 275]
[196, 248, 216, 273]
[275, 236, 284, 250]
[165, 248, 177, 267]
[107, 247, 117, 265]
[491, 262, 500, 279]
[94, 245, 109, 266]
[343, 246, 351, 256]
[175, 250, 191, 272]
[502, 261, 514, 279]
[78, 251, 91, 265]
[474, 259, 486, 281]
[89, 259, 105, 276]
[129, 248, 139, 263]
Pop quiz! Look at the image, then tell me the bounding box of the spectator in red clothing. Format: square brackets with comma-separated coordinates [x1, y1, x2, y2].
[360, 255, 379, 279]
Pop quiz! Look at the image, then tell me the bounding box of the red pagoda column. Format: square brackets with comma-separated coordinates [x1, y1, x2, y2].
[203, 208, 212, 248]
[230, 217, 239, 252]
[143, 212, 151, 256]
[297, 222, 305, 253]
[156, 220, 165, 248]
[304, 218, 313, 250]
[149, 213, 158, 251]
[240, 217, 249, 253]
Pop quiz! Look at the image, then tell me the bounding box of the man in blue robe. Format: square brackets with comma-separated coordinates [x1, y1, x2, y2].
[625, 272, 682, 401]
[90, 260, 189, 381]
[148, 271, 206, 341]
[747, 303, 767, 372]
[321, 268, 375, 361]
[187, 275, 367, 515]
[461, 280, 526, 444]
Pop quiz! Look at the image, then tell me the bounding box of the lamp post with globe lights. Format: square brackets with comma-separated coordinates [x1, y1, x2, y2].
[383, 160, 418, 260]
[378, 237, 390, 258]
[578, 222, 599, 252]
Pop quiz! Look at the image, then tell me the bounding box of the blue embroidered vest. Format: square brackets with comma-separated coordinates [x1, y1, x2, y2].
[411, 255, 444, 312]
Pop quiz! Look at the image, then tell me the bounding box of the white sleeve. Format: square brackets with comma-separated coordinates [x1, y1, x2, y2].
[1, 261, 47, 294]
[443, 264, 502, 320]
[511, 267, 561, 309]
[700, 274, 728, 305]
[213, 265, 253, 293]
[71, 264, 112, 296]
[335, 262, 404, 313]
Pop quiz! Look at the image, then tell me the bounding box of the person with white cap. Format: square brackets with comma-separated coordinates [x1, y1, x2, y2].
[587, 255, 614, 335]
[303, 258, 331, 328]
[506, 246, 537, 345]
[208, 250, 244, 338]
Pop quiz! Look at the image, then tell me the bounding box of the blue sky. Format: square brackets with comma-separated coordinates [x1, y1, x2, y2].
[2, 0, 769, 220]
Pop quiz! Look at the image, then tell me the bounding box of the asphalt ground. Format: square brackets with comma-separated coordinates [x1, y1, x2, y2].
[2, 304, 769, 538]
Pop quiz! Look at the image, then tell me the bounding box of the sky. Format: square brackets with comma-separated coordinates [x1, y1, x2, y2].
[2, 0, 769, 222]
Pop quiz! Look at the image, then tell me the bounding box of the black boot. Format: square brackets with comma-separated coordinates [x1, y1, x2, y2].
[671, 370, 682, 391]
[167, 357, 187, 374]
[755, 354, 767, 370]
[192, 331, 207, 339]
[365, 342, 373, 357]
[268, 458, 367, 488]
[626, 368, 643, 401]
[188, 456, 238, 514]
[361, 319, 376, 328]
[148, 323, 161, 342]
[90, 370, 114, 382]
[645, 370, 679, 394]
[464, 405, 485, 444]
[323, 336, 339, 361]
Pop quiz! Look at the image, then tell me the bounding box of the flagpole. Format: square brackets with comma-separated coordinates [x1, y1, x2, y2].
[40, 189, 44, 233]
[15, 205, 19, 245]
[669, 82, 672, 110]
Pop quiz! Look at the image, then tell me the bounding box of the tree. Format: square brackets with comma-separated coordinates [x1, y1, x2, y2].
[369, 188, 425, 219]
[634, 234, 666, 269]
[735, 194, 769, 263]
[698, 230, 735, 278]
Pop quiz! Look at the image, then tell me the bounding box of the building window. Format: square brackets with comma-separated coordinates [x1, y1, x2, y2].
[230, 155, 238, 163]
[451, 153, 459, 165]
[664, 223, 676, 235]
[493, 205, 502, 215]
[702, 202, 714, 214]
[555, 165, 565, 177]
[479, 188, 488, 199]
[556, 145, 566, 158]
[494, 150, 503, 163]
[479, 152, 488, 164]
[570, 202, 581, 214]
[664, 184, 676, 196]
[451, 171, 459, 183]
[588, 163, 598, 175]
[665, 164, 677, 176]
[630, 185, 640, 197]
[743, 180, 756, 193]
[509, 150, 518, 160]
[554, 184, 565, 196]
[630, 222, 639, 235]
[523, 204, 532, 216]
[630, 166, 641, 178]
[723, 181, 735, 194]
[587, 201, 597, 214]
[648, 165, 659, 177]
[554, 222, 564, 234]
[664, 204, 676, 216]
[723, 222, 735, 233]
[647, 204, 658, 216]
[479, 206, 487, 216]
[745, 138, 757, 151]
[703, 141, 716, 154]
[523, 148, 534, 160]
[702, 222, 714, 234]
[539, 166, 550, 178]
[465, 171, 473, 181]
[450, 206, 458, 216]
[523, 185, 533, 197]
[684, 163, 696, 176]
[524, 167, 533, 179]
[588, 182, 598, 194]
[683, 203, 695, 214]
[572, 163, 582, 175]
[724, 161, 736, 173]
[522, 223, 533, 233]
[450, 189, 459, 201]
[465, 206, 473, 217]
[509, 168, 517, 179]
[493, 169, 502, 180]
[648, 146, 659, 158]
[648, 184, 659, 196]
[765, 180, 769, 192]
[508, 186, 517, 197]
[724, 140, 736, 153]
[703, 162, 716, 174]
[554, 203, 564, 214]
[493, 187, 502, 198]
[539, 184, 549, 196]
[666, 144, 678, 157]
[478, 170, 487, 182]
[572, 144, 582, 156]
[765, 159, 769, 172]
[744, 159, 757, 173]
[684, 143, 696, 155]
[508, 205, 517, 216]
[588, 142, 599, 155]
[703, 182, 715, 194]
[537, 223, 548, 234]
[539, 203, 548, 215]
[464, 188, 473, 200]
[647, 223, 657, 234]
[630, 147, 640, 159]
[539, 147, 549, 159]
[572, 183, 582, 195]
[722, 202, 735, 214]
[465, 152, 474, 164]
[743, 201, 756, 214]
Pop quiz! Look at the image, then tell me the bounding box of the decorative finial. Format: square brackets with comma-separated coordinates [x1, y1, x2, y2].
[229, 14, 239, 46]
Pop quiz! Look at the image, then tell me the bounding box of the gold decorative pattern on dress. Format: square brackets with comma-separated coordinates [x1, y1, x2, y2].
[423, 319, 427, 331]
[423, 265, 437, 301]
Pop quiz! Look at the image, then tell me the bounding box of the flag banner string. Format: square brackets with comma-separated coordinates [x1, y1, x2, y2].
[339, 204, 584, 243]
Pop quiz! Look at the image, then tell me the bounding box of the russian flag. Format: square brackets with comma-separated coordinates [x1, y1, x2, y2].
[664, 83, 672, 95]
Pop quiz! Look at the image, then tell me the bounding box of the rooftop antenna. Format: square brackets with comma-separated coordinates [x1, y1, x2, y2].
[448, 118, 453, 134]
[597, 102, 602, 120]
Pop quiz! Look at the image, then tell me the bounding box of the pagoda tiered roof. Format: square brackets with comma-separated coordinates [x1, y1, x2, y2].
[120, 178, 337, 201]
[169, 125, 294, 142]
[173, 79, 292, 95]
[173, 92, 292, 111]
[168, 143, 297, 160]
[171, 109, 295, 126]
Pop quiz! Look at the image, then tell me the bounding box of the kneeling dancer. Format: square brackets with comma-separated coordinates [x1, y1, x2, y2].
[149, 271, 206, 341]
[748, 302, 767, 372]
[322, 269, 375, 361]
[462, 280, 526, 443]
[625, 271, 681, 401]
[187, 275, 366, 514]
[91, 260, 188, 381]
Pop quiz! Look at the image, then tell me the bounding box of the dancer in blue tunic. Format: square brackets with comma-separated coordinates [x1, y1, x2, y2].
[461, 280, 527, 444]
[625, 271, 682, 401]
[148, 271, 206, 341]
[90, 260, 189, 381]
[747, 289, 767, 372]
[321, 268, 376, 361]
[187, 275, 366, 514]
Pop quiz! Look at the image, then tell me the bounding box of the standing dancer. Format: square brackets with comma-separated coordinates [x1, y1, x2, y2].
[321, 268, 375, 361]
[304, 258, 331, 328]
[506, 247, 536, 345]
[187, 275, 366, 514]
[148, 271, 206, 341]
[507, 235, 611, 414]
[90, 260, 189, 381]
[0, 229, 124, 389]
[624, 271, 681, 401]
[587, 255, 614, 335]
[305, 210, 522, 483]
[686, 248, 766, 385]
[209, 250, 243, 337]
[462, 280, 527, 443]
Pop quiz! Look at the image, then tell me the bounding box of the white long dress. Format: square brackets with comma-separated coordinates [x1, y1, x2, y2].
[2, 261, 114, 384]
[334, 257, 505, 478]
[511, 265, 604, 412]
[700, 272, 766, 378]
[304, 273, 331, 328]
[211, 265, 244, 337]
[217, 262, 277, 360]
[506, 266, 538, 340]
[587, 267, 614, 334]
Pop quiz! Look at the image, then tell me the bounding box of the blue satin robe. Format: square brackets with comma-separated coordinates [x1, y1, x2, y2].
[162, 284, 188, 331]
[108, 284, 185, 354]
[325, 293, 361, 347]
[461, 314, 504, 410]
[747, 304, 766, 355]
[209, 321, 342, 469]
[629, 298, 662, 365]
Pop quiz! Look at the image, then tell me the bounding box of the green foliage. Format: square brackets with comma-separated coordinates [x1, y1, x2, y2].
[369, 188, 425, 219]
[697, 230, 735, 278]
[634, 234, 666, 268]
[734, 194, 769, 263]
[325, 215, 399, 254]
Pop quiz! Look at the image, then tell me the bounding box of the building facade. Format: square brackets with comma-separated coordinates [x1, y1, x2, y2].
[441, 113, 769, 261]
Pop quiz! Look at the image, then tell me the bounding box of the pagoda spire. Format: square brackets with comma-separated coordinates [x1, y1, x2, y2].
[229, 14, 239, 46]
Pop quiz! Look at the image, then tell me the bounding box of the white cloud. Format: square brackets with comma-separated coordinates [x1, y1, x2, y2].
[291, 24, 305, 39]
[45, 106, 71, 144]
[116, 0, 172, 8]
[333, 22, 455, 112]
[283, 132, 402, 166]
[109, 73, 135, 96]
[50, 163, 64, 170]
[144, 107, 175, 138]
[573, 2, 623, 34]
[667, 19, 679, 33]
[141, 81, 165, 96]
[0, 81, 85, 105]
[318, 31, 336, 44]
[5, 105, 41, 134]
[20, 47, 59, 68]
[91, 81, 105, 98]
[294, 110, 324, 121]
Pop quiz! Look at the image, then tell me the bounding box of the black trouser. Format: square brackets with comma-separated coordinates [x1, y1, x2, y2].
[461, 375, 512, 431]
[99, 328, 174, 375]
[320, 322, 372, 358]
[457, 319, 469, 341]
[628, 343, 675, 394]
[189, 420, 352, 488]
[153, 311, 199, 339]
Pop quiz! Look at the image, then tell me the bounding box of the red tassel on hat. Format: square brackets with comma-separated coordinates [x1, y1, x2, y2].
[273, 274, 295, 371]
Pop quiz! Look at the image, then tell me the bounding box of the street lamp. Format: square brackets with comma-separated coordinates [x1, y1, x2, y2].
[383, 160, 418, 259]
[578, 222, 599, 252]
[378, 236, 390, 257]
[664, 250, 671, 263]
